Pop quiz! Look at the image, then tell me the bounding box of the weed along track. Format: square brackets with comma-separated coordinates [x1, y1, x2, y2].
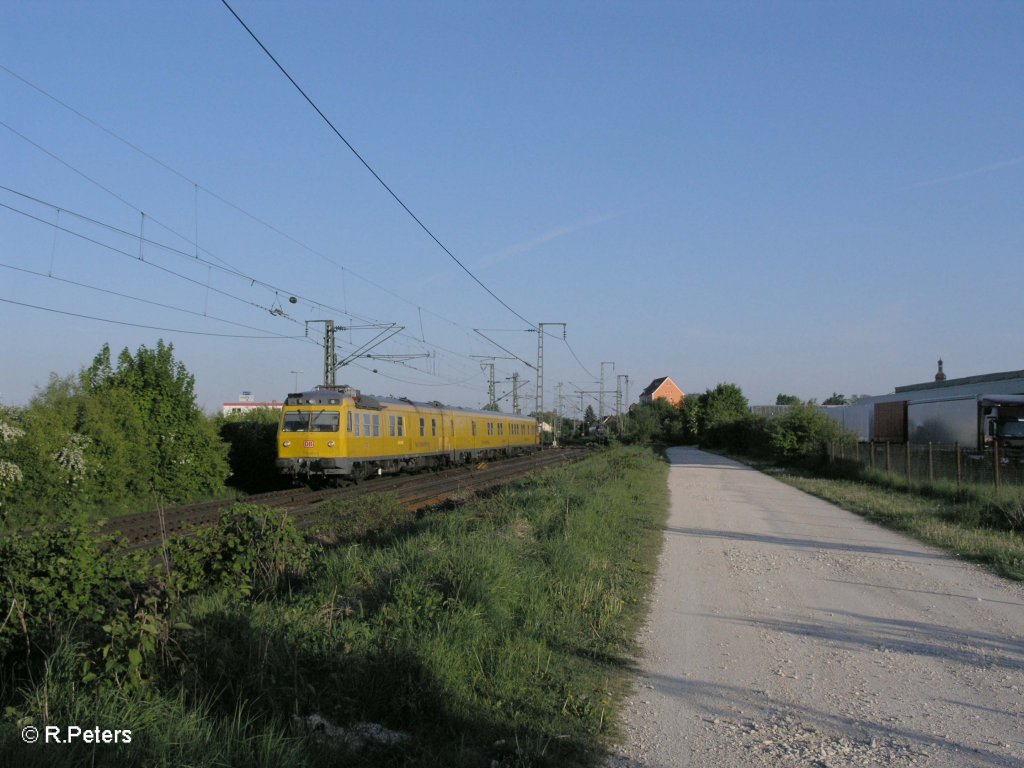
[103, 447, 590, 549]
[1, 445, 668, 768]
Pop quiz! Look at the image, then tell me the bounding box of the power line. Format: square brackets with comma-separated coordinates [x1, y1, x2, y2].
[0, 66, 545, 393]
[0, 198, 297, 321]
[1, 94, 542, 399]
[0, 194, 496, 388]
[0, 261, 302, 340]
[0, 296, 305, 338]
[0, 125, 515, 388]
[0, 64, 499, 355]
[220, 0, 537, 331]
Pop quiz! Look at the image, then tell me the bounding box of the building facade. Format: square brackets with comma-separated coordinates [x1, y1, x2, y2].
[639, 376, 685, 406]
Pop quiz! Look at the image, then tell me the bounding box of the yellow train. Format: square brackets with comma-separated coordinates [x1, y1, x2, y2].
[276, 385, 541, 484]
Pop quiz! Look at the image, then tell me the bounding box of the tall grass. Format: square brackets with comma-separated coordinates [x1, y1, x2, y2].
[2, 445, 668, 767]
[772, 468, 1024, 581]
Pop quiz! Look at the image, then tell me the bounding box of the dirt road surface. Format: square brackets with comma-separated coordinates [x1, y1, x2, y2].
[608, 447, 1024, 767]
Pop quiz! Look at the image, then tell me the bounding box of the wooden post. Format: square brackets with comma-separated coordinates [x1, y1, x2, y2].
[928, 442, 934, 482]
[885, 441, 891, 473]
[905, 442, 912, 486]
[955, 442, 962, 489]
[870, 441, 876, 470]
[994, 440, 1001, 490]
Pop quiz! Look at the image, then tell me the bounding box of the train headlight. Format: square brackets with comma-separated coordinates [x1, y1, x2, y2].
[283, 440, 291, 447]
[327, 440, 335, 447]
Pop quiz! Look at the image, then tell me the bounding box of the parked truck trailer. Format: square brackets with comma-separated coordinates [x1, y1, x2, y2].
[904, 394, 1024, 450]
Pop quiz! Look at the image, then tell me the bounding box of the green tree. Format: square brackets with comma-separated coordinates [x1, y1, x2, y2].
[583, 405, 596, 435]
[216, 409, 287, 494]
[698, 383, 749, 432]
[625, 399, 683, 444]
[81, 341, 228, 503]
[775, 393, 801, 406]
[767, 401, 853, 463]
[822, 392, 849, 405]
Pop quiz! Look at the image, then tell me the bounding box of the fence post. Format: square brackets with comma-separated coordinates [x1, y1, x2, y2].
[870, 441, 875, 470]
[905, 442, 912, 486]
[955, 442, 962, 489]
[885, 441, 891, 473]
[928, 442, 934, 482]
[994, 440, 1001, 490]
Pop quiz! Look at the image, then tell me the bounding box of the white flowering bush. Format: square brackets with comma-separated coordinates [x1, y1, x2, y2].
[0, 420, 24, 444]
[0, 459, 22, 487]
[52, 432, 91, 485]
[0, 413, 25, 515]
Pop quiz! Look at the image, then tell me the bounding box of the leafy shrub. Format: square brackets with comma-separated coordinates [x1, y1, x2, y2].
[0, 340, 230, 526]
[216, 410, 288, 494]
[169, 504, 311, 597]
[0, 515, 164, 686]
[767, 401, 853, 465]
[311, 493, 412, 545]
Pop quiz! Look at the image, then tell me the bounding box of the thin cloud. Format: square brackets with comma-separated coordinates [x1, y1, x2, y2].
[477, 210, 627, 269]
[897, 155, 1024, 193]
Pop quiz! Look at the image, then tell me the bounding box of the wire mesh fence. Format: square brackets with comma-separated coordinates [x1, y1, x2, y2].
[829, 441, 1024, 489]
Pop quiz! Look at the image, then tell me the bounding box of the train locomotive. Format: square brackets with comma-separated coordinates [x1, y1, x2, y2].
[276, 385, 541, 484]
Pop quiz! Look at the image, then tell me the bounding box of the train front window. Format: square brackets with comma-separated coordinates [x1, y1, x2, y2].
[312, 411, 340, 433]
[282, 412, 309, 432]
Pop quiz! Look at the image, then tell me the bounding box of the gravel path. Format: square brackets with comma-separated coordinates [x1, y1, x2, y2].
[607, 447, 1024, 768]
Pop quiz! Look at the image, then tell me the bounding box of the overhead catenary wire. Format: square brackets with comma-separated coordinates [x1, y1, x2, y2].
[0, 297, 306, 339]
[0, 261, 303, 340]
[219, 0, 537, 332]
[0, 120, 524, 388]
[0, 64, 491, 357]
[1, 66, 572, 396]
[0, 198, 299, 321]
[0, 194, 502, 389]
[1, 64, 565, 392]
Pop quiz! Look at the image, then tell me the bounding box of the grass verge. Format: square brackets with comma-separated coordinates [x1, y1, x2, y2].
[756, 463, 1024, 581]
[1, 445, 669, 767]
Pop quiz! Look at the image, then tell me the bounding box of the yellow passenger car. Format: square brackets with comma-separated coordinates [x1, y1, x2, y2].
[276, 385, 540, 484]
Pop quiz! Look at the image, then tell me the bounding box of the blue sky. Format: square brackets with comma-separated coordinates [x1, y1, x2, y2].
[2, 1, 1022, 415]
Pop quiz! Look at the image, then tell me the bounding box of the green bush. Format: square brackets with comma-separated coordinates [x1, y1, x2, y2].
[0, 515, 163, 687]
[169, 504, 311, 597]
[767, 401, 853, 465]
[216, 410, 287, 494]
[0, 340, 230, 527]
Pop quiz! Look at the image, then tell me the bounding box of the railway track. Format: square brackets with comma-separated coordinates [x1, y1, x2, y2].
[102, 447, 590, 549]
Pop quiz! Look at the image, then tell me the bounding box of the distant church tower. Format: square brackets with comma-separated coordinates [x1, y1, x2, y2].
[935, 358, 947, 382]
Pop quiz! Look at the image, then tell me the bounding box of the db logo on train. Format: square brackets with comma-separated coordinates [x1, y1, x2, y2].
[304, 440, 314, 448]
